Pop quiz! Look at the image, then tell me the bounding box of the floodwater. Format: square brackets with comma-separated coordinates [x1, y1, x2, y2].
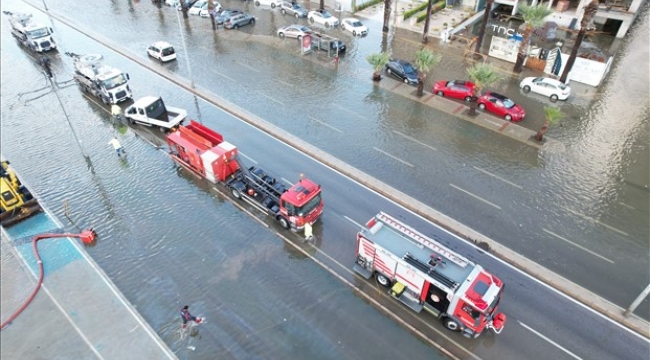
[0, 1, 648, 358]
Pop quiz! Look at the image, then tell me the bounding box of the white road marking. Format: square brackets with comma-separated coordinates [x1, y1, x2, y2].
[619, 202, 635, 210]
[543, 229, 615, 263]
[281, 177, 293, 186]
[518, 321, 584, 360]
[333, 103, 367, 120]
[259, 93, 284, 106]
[238, 152, 257, 164]
[343, 215, 365, 230]
[278, 80, 293, 87]
[240, 63, 260, 73]
[393, 130, 437, 151]
[308, 116, 343, 133]
[449, 184, 501, 209]
[213, 70, 235, 81]
[373, 147, 414, 167]
[562, 207, 628, 236]
[473, 166, 522, 189]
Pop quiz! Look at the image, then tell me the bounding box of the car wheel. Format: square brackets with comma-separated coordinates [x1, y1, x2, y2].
[443, 318, 461, 331]
[271, 3, 276, 8]
[376, 273, 391, 287]
[325, 22, 330, 28]
[250, 19, 255, 24]
[309, 17, 314, 23]
[478, 103, 486, 110]
[523, 85, 531, 93]
[352, 30, 357, 36]
[278, 217, 289, 229]
[436, 90, 444, 97]
[279, 32, 285, 39]
[403, 78, 408, 84]
[505, 114, 512, 121]
[254, 0, 260, 5]
[159, 126, 168, 133]
[234, 24, 240, 28]
[294, 13, 299, 19]
[126, 117, 135, 125]
[297, 35, 302, 40]
[464, 95, 472, 101]
[281, 9, 286, 15]
[550, 94, 558, 102]
[387, 68, 392, 74]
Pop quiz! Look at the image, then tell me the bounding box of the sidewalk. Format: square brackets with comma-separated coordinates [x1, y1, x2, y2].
[1, 211, 177, 360]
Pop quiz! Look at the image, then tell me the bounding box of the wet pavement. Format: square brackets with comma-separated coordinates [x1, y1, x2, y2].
[1, 0, 649, 359]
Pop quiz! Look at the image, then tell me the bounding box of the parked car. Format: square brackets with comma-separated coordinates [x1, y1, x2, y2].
[168, 0, 198, 10]
[385, 59, 419, 85]
[311, 32, 346, 54]
[432, 80, 475, 101]
[277, 24, 312, 39]
[254, 0, 282, 8]
[341, 17, 368, 36]
[188, 0, 208, 15]
[215, 9, 244, 25]
[280, 1, 308, 18]
[146, 41, 177, 63]
[199, 1, 222, 17]
[519, 77, 571, 101]
[308, 9, 339, 28]
[224, 13, 255, 29]
[477, 92, 526, 121]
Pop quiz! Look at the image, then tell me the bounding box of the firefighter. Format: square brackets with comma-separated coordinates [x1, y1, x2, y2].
[180, 305, 202, 329]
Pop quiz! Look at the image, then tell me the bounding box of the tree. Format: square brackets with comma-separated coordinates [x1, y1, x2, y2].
[535, 106, 563, 142]
[560, 0, 599, 83]
[366, 52, 390, 81]
[474, 0, 494, 56]
[207, 0, 216, 30]
[422, 0, 434, 44]
[466, 63, 502, 116]
[513, 3, 552, 73]
[414, 48, 441, 96]
[382, 0, 392, 32]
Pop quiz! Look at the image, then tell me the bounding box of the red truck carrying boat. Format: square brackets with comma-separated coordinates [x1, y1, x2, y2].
[166, 120, 323, 231]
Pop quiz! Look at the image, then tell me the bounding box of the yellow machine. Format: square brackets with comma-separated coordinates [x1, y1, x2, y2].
[1, 160, 41, 227]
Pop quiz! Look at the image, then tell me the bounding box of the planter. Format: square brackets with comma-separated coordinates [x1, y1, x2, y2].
[372, 73, 382, 81]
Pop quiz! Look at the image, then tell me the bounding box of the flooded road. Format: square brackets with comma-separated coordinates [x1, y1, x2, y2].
[1, 0, 648, 358]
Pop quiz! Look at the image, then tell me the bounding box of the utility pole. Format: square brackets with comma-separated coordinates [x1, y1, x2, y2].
[560, 0, 599, 83]
[174, 6, 195, 89]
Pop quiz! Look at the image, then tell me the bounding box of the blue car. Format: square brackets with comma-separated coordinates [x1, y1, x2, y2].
[386, 59, 419, 85]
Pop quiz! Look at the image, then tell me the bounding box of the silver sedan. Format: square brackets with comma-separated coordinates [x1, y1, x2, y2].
[277, 24, 312, 39]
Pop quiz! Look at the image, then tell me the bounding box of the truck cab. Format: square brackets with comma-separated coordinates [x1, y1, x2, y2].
[125, 96, 187, 132]
[7, 12, 57, 52]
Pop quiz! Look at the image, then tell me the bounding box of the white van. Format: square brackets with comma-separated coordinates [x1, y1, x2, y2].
[254, 0, 282, 8]
[147, 41, 177, 63]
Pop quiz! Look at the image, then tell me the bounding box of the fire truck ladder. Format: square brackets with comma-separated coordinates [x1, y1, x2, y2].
[403, 253, 458, 290]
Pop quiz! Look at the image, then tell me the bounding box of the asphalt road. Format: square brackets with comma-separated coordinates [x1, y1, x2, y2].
[2, 1, 649, 359]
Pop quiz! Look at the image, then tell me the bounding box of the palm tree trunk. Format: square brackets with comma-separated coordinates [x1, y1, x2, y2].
[535, 120, 550, 141]
[320, 0, 324, 10]
[422, 0, 434, 44]
[382, 0, 392, 32]
[513, 26, 532, 73]
[474, 0, 493, 55]
[559, 29, 585, 82]
[417, 74, 425, 96]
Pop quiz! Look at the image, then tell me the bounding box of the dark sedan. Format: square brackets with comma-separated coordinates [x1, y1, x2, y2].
[385, 59, 419, 85]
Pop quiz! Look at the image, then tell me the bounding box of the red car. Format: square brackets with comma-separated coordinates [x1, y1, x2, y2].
[432, 80, 475, 101]
[477, 92, 526, 122]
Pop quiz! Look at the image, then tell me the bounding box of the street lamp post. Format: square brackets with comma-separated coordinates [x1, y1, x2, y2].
[174, 7, 195, 89]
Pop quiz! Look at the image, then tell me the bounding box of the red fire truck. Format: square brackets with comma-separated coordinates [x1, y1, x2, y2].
[353, 212, 507, 338]
[166, 120, 323, 231]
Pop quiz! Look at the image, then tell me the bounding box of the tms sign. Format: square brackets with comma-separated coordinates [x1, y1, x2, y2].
[489, 24, 524, 38]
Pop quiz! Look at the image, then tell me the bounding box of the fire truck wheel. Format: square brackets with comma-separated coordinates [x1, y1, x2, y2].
[376, 273, 391, 287]
[278, 217, 289, 229]
[443, 318, 460, 331]
[231, 188, 241, 199]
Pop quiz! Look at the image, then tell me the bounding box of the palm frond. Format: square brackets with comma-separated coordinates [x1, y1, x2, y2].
[518, 3, 553, 29]
[414, 49, 441, 74]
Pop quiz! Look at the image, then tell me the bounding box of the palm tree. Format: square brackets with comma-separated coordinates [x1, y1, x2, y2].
[466, 63, 502, 116]
[414, 49, 441, 96]
[535, 106, 563, 142]
[382, 0, 392, 32]
[366, 52, 390, 81]
[560, 0, 599, 83]
[473, 0, 494, 56]
[513, 3, 553, 73]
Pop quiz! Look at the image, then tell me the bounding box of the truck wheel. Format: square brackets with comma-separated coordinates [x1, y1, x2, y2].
[443, 318, 461, 332]
[278, 217, 289, 229]
[158, 126, 168, 133]
[126, 117, 135, 125]
[101, 97, 109, 105]
[231, 188, 241, 199]
[376, 273, 391, 287]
